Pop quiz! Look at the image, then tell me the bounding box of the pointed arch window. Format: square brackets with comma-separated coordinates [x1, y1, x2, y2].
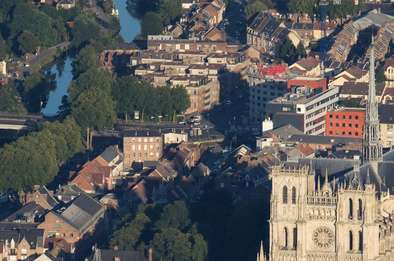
[359, 231, 363, 251]
[349, 231, 353, 251]
[282, 186, 288, 204]
[349, 198, 353, 219]
[293, 227, 297, 249]
[291, 187, 296, 204]
[284, 227, 288, 249]
[358, 199, 363, 219]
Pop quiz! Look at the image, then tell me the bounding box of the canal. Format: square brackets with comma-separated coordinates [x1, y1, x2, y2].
[41, 0, 141, 116]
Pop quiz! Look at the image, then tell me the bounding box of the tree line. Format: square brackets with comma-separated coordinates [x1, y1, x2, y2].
[0, 118, 83, 192]
[110, 201, 208, 261]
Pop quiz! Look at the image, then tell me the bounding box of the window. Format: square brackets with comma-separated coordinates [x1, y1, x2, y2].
[330, 115, 333, 118]
[342, 123, 346, 127]
[343, 115, 346, 119]
[355, 124, 359, 128]
[284, 227, 288, 248]
[349, 231, 353, 251]
[349, 132, 352, 135]
[359, 231, 363, 251]
[336, 115, 339, 119]
[291, 187, 296, 204]
[355, 116, 359, 120]
[355, 132, 359, 136]
[283, 186, 288, 204]
[293, 227, 297, 249]
[358, 199, 362, 219]
[349, 123, 352, 127]
[349, 115, 352, 120]
[349, 198, 353, 219]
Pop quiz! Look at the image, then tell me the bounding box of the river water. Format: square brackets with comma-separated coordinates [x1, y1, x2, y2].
[41, 57, 73, 117]
[113, 0, 141, 42]
[41, 0, 141, 116]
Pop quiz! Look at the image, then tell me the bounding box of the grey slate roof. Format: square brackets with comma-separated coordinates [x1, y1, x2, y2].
[92, 249, 146, 261]
[0, 222, 44, 249]
[100, 145, 120, 163]
[60, 193, 104, 232]
[4, 202, 46, 222]
[287, 134, 362, 145]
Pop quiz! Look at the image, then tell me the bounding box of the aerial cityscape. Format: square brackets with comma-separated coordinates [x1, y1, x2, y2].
[0, 0, 394, 260]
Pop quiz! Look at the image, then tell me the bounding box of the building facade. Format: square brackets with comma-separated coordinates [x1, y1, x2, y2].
[123, 131, 163, 169]
[267, 87, 340, 135]
[269, 163, 394, 261]
[325, 108, 365, 138]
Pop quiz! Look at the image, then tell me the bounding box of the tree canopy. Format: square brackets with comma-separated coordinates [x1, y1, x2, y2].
[112, 76, 190, 121]
[0, 117, 82, 192]
[0, 83, 26, 114]
[110, 201, 207, 261]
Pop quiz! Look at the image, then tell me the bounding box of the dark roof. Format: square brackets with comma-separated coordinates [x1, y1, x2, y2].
[287, 134, 362, 145]
[262, 124, 303, 140]
[340, 82, 384, 96]
[0, 222, 44, 249]
[123, 130, 162, 137]
[59, 193, 104, 232]
[71, 193, 103, 217]
[94, 249, 146, 261]
[100, 145, 120, 163]
[379, 104, 394, 124]
[4, 202, 46, 222]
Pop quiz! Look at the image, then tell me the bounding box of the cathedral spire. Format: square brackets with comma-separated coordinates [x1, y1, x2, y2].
[362, 35, 383, 167]
[256, 241, 266, 261]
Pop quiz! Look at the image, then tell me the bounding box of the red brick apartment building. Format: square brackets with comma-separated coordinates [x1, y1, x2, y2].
[325, 108, 365, 138]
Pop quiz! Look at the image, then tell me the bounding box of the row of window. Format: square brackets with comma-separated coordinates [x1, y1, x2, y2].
[329, 122, 360, 128]
[328, 130, 360, 136]
[283, 227, 297, 249]
[282, 186, 296, 204]
[329, 114, 360, 120]
[349, 198, 363, 220]
[349, 231, 363, 252]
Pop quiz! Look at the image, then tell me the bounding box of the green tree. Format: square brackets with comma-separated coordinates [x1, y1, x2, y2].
[189, 225, 208, 261]
[275, 36, 298, 64]
[141, 12, 163, 37]
[111, 212, 151, 250]
[21, 73, 55, 113]
[17, 31, 40, 54]
[155, 201, 191, 231]
[42, 118, 83, 165]
[71, 14, 100, 47]
[71, 88, 116, 131]
[99, 0, 114, 13]
[245, 0, 271, 19]
[158, 0, 182, 25]
[8, 2, 60, 47]
[0, 130, 58, 192]
[72, 45, 100, 77]
[151, 228, 192, 261]
[70, 67, 112, 101]
[0, 83, 26, 114]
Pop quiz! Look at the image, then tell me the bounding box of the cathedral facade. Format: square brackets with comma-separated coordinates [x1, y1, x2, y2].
[266, 39, 394, 261]
[269, 163, 394, 261]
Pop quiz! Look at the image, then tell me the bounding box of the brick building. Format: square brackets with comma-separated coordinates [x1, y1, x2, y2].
[325, 108, 365, 138]
[123, 130, 163, 169]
